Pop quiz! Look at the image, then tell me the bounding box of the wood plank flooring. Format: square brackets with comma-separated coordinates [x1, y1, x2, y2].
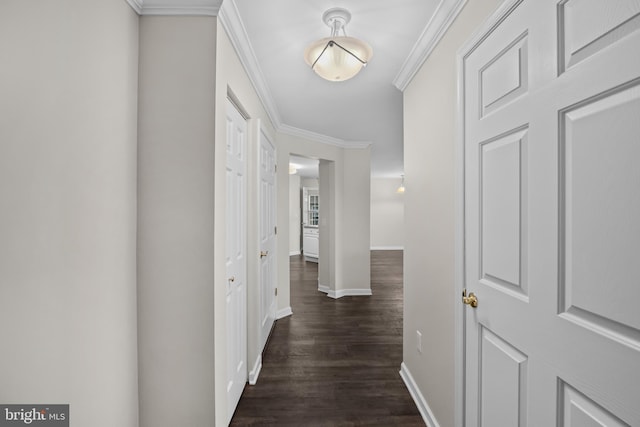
[230, 250, 424, 426]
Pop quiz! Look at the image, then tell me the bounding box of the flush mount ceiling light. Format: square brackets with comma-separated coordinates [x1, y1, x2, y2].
[304, 8, 373, 82]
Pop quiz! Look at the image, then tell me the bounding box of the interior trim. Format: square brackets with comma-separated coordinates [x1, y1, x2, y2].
[400, 362, 441, 427]
[248, 355, 262, 385]
[218, 0, 282, 127]
[125, 0, 142, 14]
[327, 289, 373, 299]
[276, 307, 293, 320]
[393, 0, 468, 91]
[279, 124, 372, 149]
[126, 0, 223, 16]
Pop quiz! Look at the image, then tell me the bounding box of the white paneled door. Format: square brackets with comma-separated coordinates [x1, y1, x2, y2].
[226, 99, 247, 424]
[461, 0, 640, 425]
[259, 126, 277, 352]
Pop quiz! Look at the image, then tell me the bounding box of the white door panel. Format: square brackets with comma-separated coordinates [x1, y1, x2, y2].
[461, 0, 640, 425]
[226, 99, 247, 424]
[259, 127, 277, 352]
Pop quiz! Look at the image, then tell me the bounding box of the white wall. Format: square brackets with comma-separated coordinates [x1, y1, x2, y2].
[137, 16, 217, 427]
[370, 178, 405, 249]
[402, 0, 503, 426]
[319, 159, 336, 292]
[0, 1, 139, 426]
[289, 174, 301, 255]
[302, 178, 319, 188]
[339, 149, 372, 294]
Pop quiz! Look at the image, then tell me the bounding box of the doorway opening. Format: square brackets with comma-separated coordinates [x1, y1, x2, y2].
[288, 154, 321, 292]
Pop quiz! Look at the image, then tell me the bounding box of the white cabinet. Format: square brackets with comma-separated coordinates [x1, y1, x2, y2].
[303, 227, 319, 262]
[302, 187, 319, 262]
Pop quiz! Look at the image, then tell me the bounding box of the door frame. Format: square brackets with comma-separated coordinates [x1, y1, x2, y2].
[454, 1, 524, 426]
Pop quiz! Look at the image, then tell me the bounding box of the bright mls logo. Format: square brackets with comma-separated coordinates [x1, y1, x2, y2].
[0, 405, 68, 426]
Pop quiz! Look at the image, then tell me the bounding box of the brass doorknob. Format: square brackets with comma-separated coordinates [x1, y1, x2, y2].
[260, 251, 269, 258]
[462, 289, 478, 308]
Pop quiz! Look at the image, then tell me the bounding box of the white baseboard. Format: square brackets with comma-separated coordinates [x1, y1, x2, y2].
[399, 362, 440, 427]
[276, 307, 293, 320]
[327, 288, 373, 299]
[318, 284, 330, 294]
[289, 250, 301, 256]
[248, 355, 262, 385]
[370, 246, 404, 251]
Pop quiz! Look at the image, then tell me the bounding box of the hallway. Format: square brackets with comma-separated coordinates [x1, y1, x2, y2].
[230, 251, 424, 426]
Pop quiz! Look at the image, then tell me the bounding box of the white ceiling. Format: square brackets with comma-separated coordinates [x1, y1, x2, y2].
[231, 0, 439, 178]
[128, 0, 466, 177]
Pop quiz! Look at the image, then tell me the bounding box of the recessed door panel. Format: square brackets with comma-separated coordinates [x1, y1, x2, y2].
[560, 82, 640, 339]
[559, 381, 630, 427]
[480, 33, 529, 117]
[480, 327, 528, 427]
[480, 128, 528, 294]
[559, 0, 640, 72]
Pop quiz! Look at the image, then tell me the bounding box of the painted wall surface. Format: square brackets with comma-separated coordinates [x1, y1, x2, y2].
[318, 160, 336, 292]
[301, 178, 319, 188]
[402, 0, 503, 425]
[339, 149, 371, 293]
[0, 1, 139, 426]
[214, 21, 278, 426]
[289, 174, 301, 255]
[370, 178, 405, 249]
[137, 16, 217, 427]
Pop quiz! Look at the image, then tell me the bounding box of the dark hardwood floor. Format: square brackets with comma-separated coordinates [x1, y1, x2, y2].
[230, 250, 424, 426]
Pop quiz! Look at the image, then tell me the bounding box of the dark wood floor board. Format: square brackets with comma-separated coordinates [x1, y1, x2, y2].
[230, 250, 424, 426]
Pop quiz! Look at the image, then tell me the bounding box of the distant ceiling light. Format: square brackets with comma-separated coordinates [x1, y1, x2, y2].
[397, 175, 405, 194]
[304, 8, 373, 82]
[289, 165, 298, 175]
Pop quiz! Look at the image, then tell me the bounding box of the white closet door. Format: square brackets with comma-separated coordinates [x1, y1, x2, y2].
[461, 1, 640, 425]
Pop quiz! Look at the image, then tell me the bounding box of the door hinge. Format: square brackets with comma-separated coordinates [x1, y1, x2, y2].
[274, 226, 277, 235]
[274, 164, 277, 173]
[275, 288, 278, 296]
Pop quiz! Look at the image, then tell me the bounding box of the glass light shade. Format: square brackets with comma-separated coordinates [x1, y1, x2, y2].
[304, 36, 373, 82]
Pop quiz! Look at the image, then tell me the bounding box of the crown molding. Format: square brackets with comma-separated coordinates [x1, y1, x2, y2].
[393, 0, 468, 91]
[219, 0, 283, 127]
[125, 0, 142, 14]
[126, 0, 223, 16]
[279, 124, 372, 149]
[140, 6, 221, 16]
